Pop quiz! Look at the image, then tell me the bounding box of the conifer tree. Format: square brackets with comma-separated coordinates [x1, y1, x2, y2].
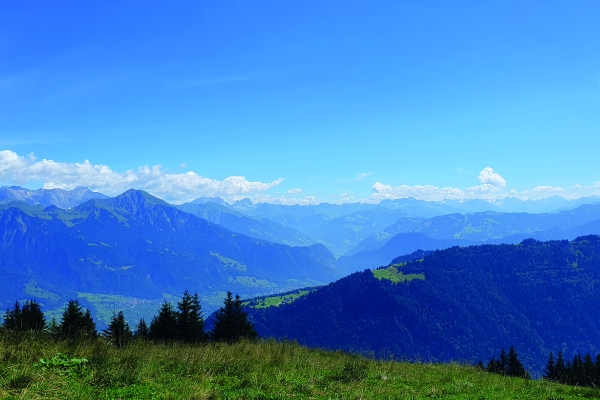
[3, 301, 22, 331]
[594, 354, 600, 388]
[21, 300, 45, 332]
[543, 352, 555, 381]
[582, 353, 594, 387]
[499, 348, 508, 375]
[486, 356, 501, 374]
[102, 310, 132, 348]
[149, 301, 178, 342]
[210, 291, 258, 343]
[507, 346, 528, 378]
[134, 318, 149, 340]
[176, 290, 207, 343]
[555, 350, 566, 383]
[572, 354, 585, 386]
[59, 300, 97, 340]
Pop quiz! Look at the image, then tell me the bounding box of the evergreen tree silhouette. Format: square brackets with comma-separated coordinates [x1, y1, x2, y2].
[21, 300, 45, 332]
[176, 290, 208, 343]
[543, 352, 555, 381]
[572, 354, 586, 386]
[102, 310, 132, 348]
[507, 346, 528, 378]
[594, 354, 600, 387]
[499, 348, 508, 375]
[555, 350, 566, 384]
[3, 301, 22, 331]
[149, 301, 178, 341]
[134, 318, 149, 340]
[59, 300, 97, 340]
[211, 291, 258, 343]
[486, 356, 501, 374]
[583, 353, 595, 387]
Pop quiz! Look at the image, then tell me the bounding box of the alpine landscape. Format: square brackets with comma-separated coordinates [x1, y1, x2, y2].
[1, 2, 600, 399]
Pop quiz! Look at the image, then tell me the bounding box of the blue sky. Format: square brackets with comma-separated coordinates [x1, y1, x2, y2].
[1, 1, 599, 204]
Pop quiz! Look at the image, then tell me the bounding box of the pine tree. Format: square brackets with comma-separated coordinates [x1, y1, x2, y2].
[3, 300, 45, 332]
[3, 301, 22, 331]
[21, 300, 45, 332]
[507, 346, 528, 378]
[583, 353, 595, 387]
[59, 300, 97, 340]
[210, 291, 258, 343]
[102, 310, 132, 348]
[487, 356, 501, 374]
[149, 301, 178, 342]
[499, 348, 508, 376]
[134, 318, 149, 340]
[555, 350, 566, 384]
[594, 354, 600, 388]
[176, 290, 208, 343]
[572, 354, 586, 386]
[543, 352, 555, 381]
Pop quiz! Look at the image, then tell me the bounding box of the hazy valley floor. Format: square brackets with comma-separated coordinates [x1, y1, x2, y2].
[1, 334, 598, 399]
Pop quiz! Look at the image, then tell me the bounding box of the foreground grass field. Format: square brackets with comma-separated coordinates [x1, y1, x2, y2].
[1, 334, 599, 399]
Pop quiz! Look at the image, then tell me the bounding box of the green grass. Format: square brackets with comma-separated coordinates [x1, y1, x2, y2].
[374, 266, 425, 283]
[1, 333, 598, 399]
[247, 290, 311, 309]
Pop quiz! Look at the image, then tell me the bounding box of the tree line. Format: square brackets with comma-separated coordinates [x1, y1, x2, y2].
[1, 290, 257, 347]
[477, 347, 530, 379]
[543, 350, 600, 387]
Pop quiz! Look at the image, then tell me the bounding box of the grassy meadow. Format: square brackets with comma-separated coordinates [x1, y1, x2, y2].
[1, 333, 599, 399]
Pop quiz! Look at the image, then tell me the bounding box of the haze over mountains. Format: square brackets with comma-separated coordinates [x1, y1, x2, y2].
[0, 188, 339, 324]
[3, 185, 600, 330]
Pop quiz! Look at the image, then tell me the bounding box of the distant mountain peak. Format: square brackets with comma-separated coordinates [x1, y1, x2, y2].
[234, 198, 254, 207]
[112, 189, 169, 207]
[188, 196, 228, 206]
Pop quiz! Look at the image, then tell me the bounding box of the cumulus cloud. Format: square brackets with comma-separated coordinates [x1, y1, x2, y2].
[287, 188, 302, 194]
[0, 150, 283, 203]
[368, 167, 508, 202]
[465, 167, 507, 195]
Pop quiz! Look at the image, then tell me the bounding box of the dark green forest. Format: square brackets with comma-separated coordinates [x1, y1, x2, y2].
[248, 236, 600, 375]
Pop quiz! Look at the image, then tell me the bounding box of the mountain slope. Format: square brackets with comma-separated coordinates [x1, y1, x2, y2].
[0, 190, 340, 320]
[248, 236, 600, 374]
[177, 201, 318, 247]
[337, 233, 475, 273]
[304, 207, 409, 257]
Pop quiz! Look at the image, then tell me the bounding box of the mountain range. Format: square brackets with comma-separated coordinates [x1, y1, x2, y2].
[247, 236, 600, 375]
[0, 189, 340, 325]
[4, 185, 600, 332]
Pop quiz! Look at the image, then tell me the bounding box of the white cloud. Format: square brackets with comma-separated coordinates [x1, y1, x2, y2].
[465, 167, 507, 196]
[180, 163, 186, 169]
[531, 185, 565, 193]
[369, 182, 465, 202]
[0, 150, 283, 203]
[287, 188, 302, 194]
[368, 167, 510, 202]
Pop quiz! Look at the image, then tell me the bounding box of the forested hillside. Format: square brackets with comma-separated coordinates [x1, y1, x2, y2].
[0, 190, 340, 322]
[248, 236, 600, 374]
